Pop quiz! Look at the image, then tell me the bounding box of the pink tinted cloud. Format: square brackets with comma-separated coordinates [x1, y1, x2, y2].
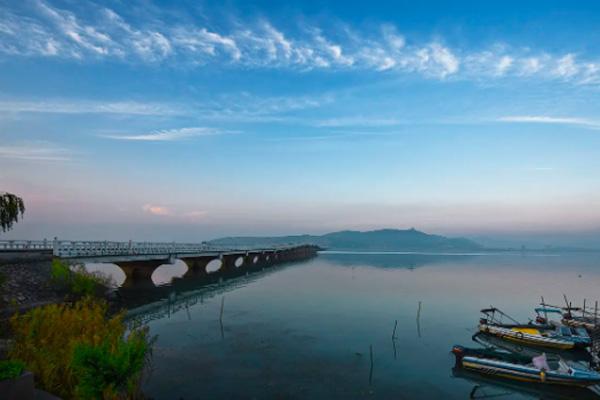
[142, 204, 172, 216]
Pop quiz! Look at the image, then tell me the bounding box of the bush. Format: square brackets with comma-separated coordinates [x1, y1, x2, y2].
[51, 260, 113, 297]
[0, 360, 25, 380]
[51, 259, 71, 287]
[72, 332, 152, 400]
[8, 297, 152, 399]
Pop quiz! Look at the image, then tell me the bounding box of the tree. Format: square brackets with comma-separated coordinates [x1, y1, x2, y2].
[0, 192, 25, 232]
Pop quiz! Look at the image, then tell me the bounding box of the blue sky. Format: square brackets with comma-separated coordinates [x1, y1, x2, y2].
[1, 0, 600, 244]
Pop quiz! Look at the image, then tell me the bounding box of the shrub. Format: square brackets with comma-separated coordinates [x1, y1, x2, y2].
[51, 260, 114, 297]
[8, 297, 152, 399]
[50, 259, 71, 287]
[0, 359, 25, 380]
[71, 331, 152, 400]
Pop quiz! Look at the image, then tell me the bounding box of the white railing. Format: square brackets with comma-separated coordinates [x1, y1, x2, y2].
[52, 240, 217, 258]
[0, 239, 53, 251]
[0, 239, 313, 258]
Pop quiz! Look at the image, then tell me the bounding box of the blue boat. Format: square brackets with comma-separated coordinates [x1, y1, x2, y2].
[452, 345, 600, 387]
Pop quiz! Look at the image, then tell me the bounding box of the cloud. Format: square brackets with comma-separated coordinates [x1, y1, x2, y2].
[142, 204, 207, 219]
[497, 115, 600, 128]
[554, 54, 578, 78]
[0, 99, 184, 115]
[0, 92, 329, 125]
[315, 116, 403, 127]
[1, 1, 600, 85]
[0, 142, 70, 161]
[102, 127, 226, 141]
[184, 210, 207, 219]
[496, 55, 513, 75]
[142, 204, 172, 216]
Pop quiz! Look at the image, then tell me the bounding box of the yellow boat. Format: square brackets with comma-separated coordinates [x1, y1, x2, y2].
[478, 308, 590, 350]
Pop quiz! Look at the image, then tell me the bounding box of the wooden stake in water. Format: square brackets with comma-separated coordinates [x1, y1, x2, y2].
[220, 296, 225, 322]
[584, 299, 587, 319]
[369, 345, 374, 385]
[219, 296, 225, 340]
[416, 301, 422, 338]
[392, 320, 398, 340]
[595, 301, 598, 327]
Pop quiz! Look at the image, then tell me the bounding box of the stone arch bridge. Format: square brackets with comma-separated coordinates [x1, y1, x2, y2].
[0, 239, 320, 287]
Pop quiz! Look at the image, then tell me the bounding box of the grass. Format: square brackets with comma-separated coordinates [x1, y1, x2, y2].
[8, 297, 153, 399]
[0, 360, 25, 380]
[51, 259, 114, 297]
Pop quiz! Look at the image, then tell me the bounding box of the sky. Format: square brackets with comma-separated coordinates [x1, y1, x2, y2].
[1, 0, 600, 245]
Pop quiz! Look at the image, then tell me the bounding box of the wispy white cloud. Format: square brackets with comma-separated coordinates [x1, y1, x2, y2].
[553, 54, 578, 78]
[498, 115, 600, 126]
[0, 1, 462, 78]
[0, 141, 70, 161]
[497, 115, 600, 129]
[0, 99, 185, 115]
[315, 116, 403, 127]
[142, 204, 207, 219]
[530, 167, 555, 171]
[142, 204, 172, 216]
[1, 1, 600, 84]
[0, 92, 329, 125]
[102, 127, 226, 141]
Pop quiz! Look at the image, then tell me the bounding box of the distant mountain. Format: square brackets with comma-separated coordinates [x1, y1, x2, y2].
[209, 228, 483, 252]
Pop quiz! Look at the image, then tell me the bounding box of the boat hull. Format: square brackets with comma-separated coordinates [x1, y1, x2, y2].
[460, 357, 598, 387]
[479, 324, 578, 350]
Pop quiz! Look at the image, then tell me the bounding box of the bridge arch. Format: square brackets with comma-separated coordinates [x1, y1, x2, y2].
[206, 259, 222, 274]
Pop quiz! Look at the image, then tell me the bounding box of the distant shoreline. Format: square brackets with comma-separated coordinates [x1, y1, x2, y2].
[319, 248, 600, 255]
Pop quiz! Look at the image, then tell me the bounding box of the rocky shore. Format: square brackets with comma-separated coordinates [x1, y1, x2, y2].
[0, 252, 63, 314]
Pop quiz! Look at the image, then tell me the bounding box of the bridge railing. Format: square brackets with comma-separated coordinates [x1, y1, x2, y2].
[52, 240, 218, 258]
[0, 239, 53, 251]
[0, 238, 316, 258]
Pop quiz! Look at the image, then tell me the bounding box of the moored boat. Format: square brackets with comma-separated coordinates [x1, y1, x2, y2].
[452, 345, 600, 387]
[473, 331, 593, 363]
[452, 366, 600, 399]
[479, 308, 591, 350]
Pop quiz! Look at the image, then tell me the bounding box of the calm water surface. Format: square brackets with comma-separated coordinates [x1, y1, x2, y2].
[91, 252, 600, 399]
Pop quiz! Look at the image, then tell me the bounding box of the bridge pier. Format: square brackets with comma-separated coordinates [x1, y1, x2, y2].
[116, 259, 166, 288]
[180, 256, 214, 278]
[244, 252, 261, 268]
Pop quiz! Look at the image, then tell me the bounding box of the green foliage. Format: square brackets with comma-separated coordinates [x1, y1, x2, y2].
[72, 331, 152, 400]
[51, 260, 114, 297]
[0, 192, 25, 232]
[0, 271, 6, 289]
[0, 360, 25, 380]
[9, 297, 153, 399]
[51, 259, 71, 287]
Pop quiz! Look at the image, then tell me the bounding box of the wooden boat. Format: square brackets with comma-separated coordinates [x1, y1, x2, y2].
[535, 307, 594, 342]
[473, 332, 593, 363]
[479, 308, 591, 350]
[452, 345, 600, 387]
[452, 367, 600, 399]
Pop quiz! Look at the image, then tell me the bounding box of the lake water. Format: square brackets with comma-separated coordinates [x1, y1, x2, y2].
[92, 252, 600, 399]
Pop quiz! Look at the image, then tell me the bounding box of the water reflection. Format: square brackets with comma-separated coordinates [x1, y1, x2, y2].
[319, 251, 476, 269]
[452, 368, 598, 400]
[86, 252, 600, 399]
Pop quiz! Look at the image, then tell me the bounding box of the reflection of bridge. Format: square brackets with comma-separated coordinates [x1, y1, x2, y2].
[0, 239, 320, 287]
[123, 262, 289, 326]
